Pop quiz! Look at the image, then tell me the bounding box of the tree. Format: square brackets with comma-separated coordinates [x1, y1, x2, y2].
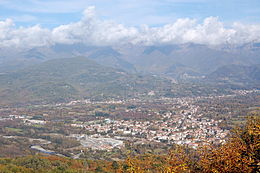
[199, 115, 260, 173]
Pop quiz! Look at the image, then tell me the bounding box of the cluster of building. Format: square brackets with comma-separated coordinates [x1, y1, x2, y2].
[71, 100, 229, 148]
[3, 89, 256, 150]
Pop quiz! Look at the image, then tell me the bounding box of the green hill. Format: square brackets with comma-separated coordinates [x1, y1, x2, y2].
[0, 56, 169, 105]
[206, 64, 260, 89]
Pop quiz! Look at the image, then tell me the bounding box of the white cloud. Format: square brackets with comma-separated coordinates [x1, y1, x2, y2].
[231, 22, 260, 44]
[0, 19, 51, 48]
[83, 6, 96, 20]
[52, 6, 139, 45]
[131, 17, 260, 45]
[0, 7, 260, 48]
[0, 19, 14, 40]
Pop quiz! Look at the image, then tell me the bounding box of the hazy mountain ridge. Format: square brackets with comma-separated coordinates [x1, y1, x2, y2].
[119, 43, 260, 76]
[0, 44, 135, 73]
[0, 56, 170, 105]
[206, 64, 260, 89]
[1, 43, 260, 77]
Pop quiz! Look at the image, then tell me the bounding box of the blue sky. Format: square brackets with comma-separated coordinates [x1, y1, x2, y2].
[0, 0, 259, 28]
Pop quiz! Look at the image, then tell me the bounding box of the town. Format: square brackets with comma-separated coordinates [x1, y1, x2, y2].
[0, 89, 259, 159]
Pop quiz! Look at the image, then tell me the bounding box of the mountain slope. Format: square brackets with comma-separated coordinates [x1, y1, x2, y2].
[117, 43, 260, 77]
[206, 64, 260, 88]
[1, 43, 260, 80]
[88, 47, 136, 72]
[0, 56, 169, 105]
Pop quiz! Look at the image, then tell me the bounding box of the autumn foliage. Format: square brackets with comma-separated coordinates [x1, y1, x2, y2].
[199, 115, 259, 173]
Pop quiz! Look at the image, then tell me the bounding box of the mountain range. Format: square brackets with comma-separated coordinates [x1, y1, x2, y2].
[0, 43, 259, 105]
[206, 64, 260, 89]
[1, 43, 260, 76]
[0, 56, 170, 105]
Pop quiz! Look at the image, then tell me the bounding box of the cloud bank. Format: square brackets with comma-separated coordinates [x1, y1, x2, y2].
[0, 6, 260, 48]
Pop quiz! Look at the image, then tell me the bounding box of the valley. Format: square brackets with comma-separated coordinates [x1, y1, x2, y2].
[0, 89, 258, 160]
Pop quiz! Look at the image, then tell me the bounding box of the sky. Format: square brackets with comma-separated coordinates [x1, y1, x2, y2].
[0, 0, 260, 48]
